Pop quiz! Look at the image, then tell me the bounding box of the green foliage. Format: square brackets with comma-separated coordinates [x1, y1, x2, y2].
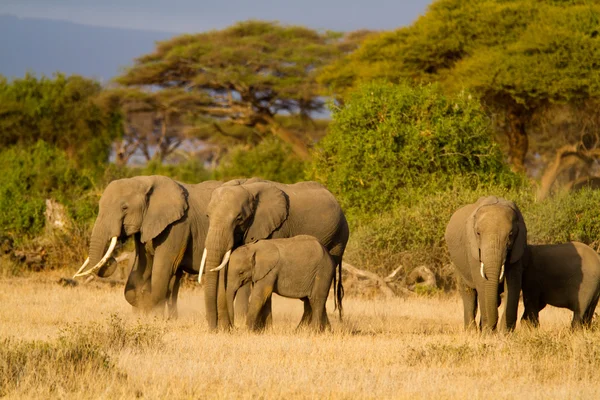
[215, 137, 306, 183]
[525, 189, 600, 246]
[311, 82, 519, 213]
[319, 0, 600, 169]
[320, 0, 600, 106]
[0, 73, 120, 168]
[0, 142, 97, 237]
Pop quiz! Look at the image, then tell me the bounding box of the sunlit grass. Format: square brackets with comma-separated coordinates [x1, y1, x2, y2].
[1, 272, 598, 398]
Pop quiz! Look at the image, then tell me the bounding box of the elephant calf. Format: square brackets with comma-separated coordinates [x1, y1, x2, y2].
[522, 242, 600, 329]
[224, 235, 336, 332]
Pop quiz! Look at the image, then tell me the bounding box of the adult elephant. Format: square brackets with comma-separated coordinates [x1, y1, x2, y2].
[73, 175, 223, 318]
[445, 196, 527, 332]
[200, 178, 349, 331]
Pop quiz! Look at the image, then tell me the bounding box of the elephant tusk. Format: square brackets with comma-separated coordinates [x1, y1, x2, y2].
[198, 248, 208, 284]
[72, 257, 90, 279]
[73, 236, 118, 278]
[480, 262, 488, 280]
[210, 249, 232, 272]
[499, 263, 505, 283]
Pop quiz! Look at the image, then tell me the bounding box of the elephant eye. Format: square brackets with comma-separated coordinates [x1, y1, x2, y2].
[236, 215, 243, 222]
[121, 204, 128, 211]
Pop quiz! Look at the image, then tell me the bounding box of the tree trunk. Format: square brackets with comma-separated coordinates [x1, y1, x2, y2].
[506, 110, 529, 172]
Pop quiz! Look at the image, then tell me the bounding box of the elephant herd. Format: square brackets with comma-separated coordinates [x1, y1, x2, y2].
[73, 176, 600, 332]
[73, 176, 348, 332]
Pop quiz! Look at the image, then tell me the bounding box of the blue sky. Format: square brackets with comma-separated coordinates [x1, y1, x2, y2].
[1, 0, 433, 32]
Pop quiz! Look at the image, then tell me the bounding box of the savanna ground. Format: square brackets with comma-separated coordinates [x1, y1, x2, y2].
[2, 271, 600, 399]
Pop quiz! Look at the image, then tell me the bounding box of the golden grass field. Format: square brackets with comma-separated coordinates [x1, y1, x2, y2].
[2, 271, 600, 399]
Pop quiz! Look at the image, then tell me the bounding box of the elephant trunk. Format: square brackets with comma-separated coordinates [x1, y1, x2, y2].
[226, 280, 239, 327]
[481, 241, 506, 331]
[82, 213, 120, 278]
[203, 226, 235, 330]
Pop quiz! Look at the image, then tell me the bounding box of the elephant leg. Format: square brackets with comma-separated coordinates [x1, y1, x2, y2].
[521, 292, 541, 328]
[500, 265, 522, 332]
[309, 296, 327, 332]
[582, 293, 600, 327]
[297, 298, 313, 329]
[255, 295, 273, 330]
[572, 309, 584, 330]
[166, 269, 183, 320]
[246, 286, 271, 332]
[235, 282, 251, 322]
[148, 244, 185, 318]
[458, 280, 478, 330]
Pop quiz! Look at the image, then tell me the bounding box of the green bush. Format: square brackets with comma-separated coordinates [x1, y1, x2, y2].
[310, 81, 521, 213]
[524, 188, 600, 247]
[0, 142, 98, 237]
[215, 136, 307, 183]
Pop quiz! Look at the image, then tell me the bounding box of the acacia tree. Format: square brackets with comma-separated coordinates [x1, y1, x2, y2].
[319, 0, 600, 171]
[117, 21, 363, 160]
[98, 87, 209, 165]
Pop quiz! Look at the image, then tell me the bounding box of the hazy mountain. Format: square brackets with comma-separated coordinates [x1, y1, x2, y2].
[0, 14, 174, 81]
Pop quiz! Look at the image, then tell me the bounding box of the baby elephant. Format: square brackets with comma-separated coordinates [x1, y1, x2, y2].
[522, 241, 600, 329]
[225, 235, 337, 332]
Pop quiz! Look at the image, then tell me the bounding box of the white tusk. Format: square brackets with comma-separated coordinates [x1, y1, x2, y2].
[73, 237, 118, 278]
[198, 248, 207, 284]
[499, 263, 505, 283]
[72, 257, 90, 279]
[210, 249, 232, 272]
[480, 262, 488, 280]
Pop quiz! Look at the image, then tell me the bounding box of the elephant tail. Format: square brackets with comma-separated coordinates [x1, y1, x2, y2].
[334, 260, 344, 320]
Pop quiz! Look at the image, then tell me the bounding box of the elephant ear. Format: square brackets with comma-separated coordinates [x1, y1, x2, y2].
[506, 201, 527, 263]
[139, 176, 188, 243]
[251, 244, 280, 282]
[466, 196, 500, 261]
[244, 182, 289, 243]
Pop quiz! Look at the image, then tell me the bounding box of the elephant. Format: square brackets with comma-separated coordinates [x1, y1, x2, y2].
[445, 196, 527, 332]
[225, 235, 337, 332]
[73, 175, 226, 318]
[521, 241, 600, 329]
[201, 178, 349, 331]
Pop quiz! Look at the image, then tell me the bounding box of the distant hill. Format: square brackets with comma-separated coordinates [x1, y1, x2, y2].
[0, 14, 174, 81]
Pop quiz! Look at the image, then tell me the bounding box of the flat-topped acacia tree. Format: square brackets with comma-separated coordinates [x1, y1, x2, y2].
[116, 21, 364, 160]
[319, 0, 600, 171]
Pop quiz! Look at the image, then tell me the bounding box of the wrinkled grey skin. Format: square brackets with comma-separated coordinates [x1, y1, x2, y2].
[204, 178, 349, 331]
[85, 175, 226, 318]
[522, 242, 600, 329]
[445, 196, 527, 332]
[226, 236, 336, 332]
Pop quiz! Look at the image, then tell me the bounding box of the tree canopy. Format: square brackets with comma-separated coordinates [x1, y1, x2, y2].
[310, 82, 518, 213]
[319, 0, 600, 171]
[117, 20, 364, 159]
[0, 73, 120, 167]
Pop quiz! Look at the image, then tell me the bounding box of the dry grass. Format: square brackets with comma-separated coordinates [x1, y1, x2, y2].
[1, 272, 600, 399]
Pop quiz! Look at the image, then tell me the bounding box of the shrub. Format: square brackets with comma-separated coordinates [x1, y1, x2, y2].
[0, 142, 97, 238]
[215, 136, 307, 183]
[0, 338, 115, 396]
[310, 81, 521, 213]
